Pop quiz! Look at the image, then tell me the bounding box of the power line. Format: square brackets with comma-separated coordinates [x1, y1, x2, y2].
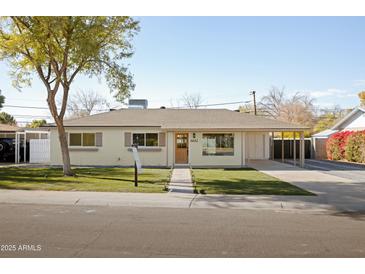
[2, 104, 114, 112]
[197, 100, 251, 107]
[4, 100, 252, 111]
[172, 100, 251, 108]
[11, 114, 51, 118]
[3, 104, 49, 110]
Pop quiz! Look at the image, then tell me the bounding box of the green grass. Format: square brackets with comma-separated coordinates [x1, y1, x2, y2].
[0, 167, 171, 193]
[192, 168, 313, 195]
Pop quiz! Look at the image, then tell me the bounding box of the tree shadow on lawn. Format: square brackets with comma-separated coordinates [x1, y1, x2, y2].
[77, 175, 165, 185]
[0, 168, 166, 189]
[196, 178, 314, 195]
[0, 174, 164, 185]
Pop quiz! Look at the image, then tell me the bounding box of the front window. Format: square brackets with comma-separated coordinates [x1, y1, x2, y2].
[132, 133, 158, 147]
[83, 133, 95, 146]
[146, 133, 158, 146]
[202, 133, 234, 156]
[69, 133, 82, 146]
[69, 133, 95, 147]
[133, 133, 145, 146]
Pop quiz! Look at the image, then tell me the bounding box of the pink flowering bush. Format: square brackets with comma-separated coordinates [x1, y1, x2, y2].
[326, 131, 352, 160]
[326, 130, 365, 163]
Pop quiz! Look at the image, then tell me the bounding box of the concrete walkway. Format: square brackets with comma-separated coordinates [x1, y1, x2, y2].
[168, 168, 194, 194]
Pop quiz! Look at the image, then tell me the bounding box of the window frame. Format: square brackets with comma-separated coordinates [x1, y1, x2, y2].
[202, 133, 235, 156]
[131, 132, 159, 148]
[69, 132, 96, 147]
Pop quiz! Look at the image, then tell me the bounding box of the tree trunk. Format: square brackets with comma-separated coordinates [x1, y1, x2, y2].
[56, 121, 74, 176]
[46, 84, 74, 176]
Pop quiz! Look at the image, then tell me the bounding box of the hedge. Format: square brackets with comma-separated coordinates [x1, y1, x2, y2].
[326, 131, 352, 160]
[326, 130, 365, 163]
[345, 131, 365, 163]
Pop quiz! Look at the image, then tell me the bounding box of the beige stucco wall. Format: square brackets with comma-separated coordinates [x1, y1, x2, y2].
[187, 132, 245, 167]
[167, 132, 175, 167]
[50, 127, 167, 166]
[245, 132, 270, 160]
[50, 127, 269, 167]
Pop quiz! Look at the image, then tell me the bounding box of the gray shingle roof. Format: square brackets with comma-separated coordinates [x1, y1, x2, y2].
[58, 109, 308, 131]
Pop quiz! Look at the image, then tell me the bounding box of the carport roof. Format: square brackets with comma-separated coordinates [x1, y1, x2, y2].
[52, 109, 308, 131]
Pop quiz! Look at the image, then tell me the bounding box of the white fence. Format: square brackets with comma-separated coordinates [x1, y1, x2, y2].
[29, 139, 50, 164]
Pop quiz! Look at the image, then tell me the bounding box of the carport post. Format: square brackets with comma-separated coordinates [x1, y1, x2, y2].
[15, 133, 18, 164]
[293, 131, 296, 166]
[300, 131, 305, 168]
[281, 132, 284, 162]
[271, 131, 275, 160]
[23, 132, 26, 163]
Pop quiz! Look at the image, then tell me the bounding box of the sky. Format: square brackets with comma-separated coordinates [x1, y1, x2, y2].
[1, 16, 365, 124]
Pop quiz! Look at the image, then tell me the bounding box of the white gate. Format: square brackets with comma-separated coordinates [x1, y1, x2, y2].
[29, 139, 50, 163]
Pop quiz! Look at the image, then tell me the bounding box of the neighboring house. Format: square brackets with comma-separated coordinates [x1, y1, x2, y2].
[0, 123, 19, 138]
[48, 108, 308, 167]
[0, 124, 50, 163]
[0, 124, 20, 162]
[312, 106, 365, 159]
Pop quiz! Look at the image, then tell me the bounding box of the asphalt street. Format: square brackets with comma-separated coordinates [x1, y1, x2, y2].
[0, 203, 364, 257]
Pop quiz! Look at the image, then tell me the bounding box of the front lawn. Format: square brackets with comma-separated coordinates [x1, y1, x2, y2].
[0, 167, 170, 193]
[192, 168, 313, 195]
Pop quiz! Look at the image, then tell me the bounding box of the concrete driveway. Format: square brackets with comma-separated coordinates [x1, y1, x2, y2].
[296, 159, 365, 182]
[247, 160, 365, 212]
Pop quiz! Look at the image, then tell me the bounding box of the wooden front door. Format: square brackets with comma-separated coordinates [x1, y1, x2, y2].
[175, 133, 189, 164]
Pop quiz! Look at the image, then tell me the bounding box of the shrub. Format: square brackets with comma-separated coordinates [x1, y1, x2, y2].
[359, 91, 365, 106]
[326, 131, 352, 160]
[345, 130, 365, 163]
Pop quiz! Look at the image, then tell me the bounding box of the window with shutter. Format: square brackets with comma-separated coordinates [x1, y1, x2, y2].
[124, 132, 132, 147]
[95, 132, 103, 147]
[158, 132, 166, 147]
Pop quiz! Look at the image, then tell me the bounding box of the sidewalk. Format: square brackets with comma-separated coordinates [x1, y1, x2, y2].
[0, 188, 351, 213]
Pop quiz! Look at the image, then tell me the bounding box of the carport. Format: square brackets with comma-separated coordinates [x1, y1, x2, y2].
[269, 131, 306, 168]
[15, 129, 50, 164]
[0, 124, 20, 162]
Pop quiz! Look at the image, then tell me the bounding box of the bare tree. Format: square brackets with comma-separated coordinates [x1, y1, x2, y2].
[67, 90, 110, 118]
[258, 86, 286, 118]
[259, 86, 315, 128]
[180, 93, 203, 108]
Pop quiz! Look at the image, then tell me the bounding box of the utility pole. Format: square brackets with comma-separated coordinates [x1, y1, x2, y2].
[250, 90, 257, 115]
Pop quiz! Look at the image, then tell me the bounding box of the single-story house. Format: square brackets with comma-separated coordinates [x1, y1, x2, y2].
[312, 106, 365, 159]
[49, 108, 308, 167]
